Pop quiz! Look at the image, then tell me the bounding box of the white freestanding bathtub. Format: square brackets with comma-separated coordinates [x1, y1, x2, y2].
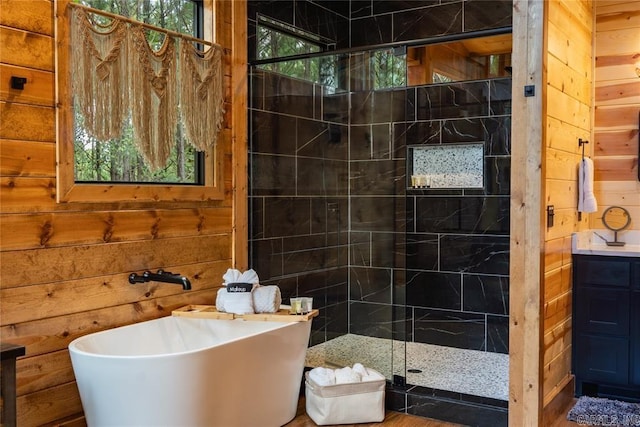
[68, 315, 312, 427]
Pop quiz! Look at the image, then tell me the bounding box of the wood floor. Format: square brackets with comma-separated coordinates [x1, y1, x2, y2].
[285, 397, 582, 426]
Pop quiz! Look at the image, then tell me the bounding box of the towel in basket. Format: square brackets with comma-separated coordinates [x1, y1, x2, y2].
[305, 369, 385, 425]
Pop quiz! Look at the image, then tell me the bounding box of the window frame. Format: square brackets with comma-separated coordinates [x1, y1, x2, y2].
[55, 0, 224, 203]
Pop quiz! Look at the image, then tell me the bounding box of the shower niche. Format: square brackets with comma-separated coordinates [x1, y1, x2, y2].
[409, 143, 484, 189]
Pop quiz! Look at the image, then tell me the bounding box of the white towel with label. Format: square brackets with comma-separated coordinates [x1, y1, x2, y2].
[221, 283, 255, 315]
[216, 269, 261, 315]
[216, 284, 282, 314]
[578, 158, 598, 213]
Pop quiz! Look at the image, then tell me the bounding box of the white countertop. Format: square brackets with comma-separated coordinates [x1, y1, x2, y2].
[572, 230, 640, 257]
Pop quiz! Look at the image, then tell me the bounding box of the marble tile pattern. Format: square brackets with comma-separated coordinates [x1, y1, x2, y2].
[350, 0, 512, 48]
[248, 3, 513, 402]
[250, 66, 351, 344]
[249, 70, 511, 356]
[411, 144, 484, 188]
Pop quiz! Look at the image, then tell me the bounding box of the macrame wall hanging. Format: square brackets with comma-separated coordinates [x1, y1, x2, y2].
[70, 7, 129, 141]
[68, 4, 224, 170]
[129, 25, 177, 170]
[179, 41, 224, 153]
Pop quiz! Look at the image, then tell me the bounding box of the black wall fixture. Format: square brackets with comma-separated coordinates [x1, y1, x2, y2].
[10, 76, 27, 90]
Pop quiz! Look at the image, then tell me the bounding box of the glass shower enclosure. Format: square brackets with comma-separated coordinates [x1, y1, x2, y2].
[248, 39, 511, 411]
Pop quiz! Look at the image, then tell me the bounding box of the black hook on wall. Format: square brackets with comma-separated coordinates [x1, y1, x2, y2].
[578, 138, 589, 160]
[10, 76, 27, 90]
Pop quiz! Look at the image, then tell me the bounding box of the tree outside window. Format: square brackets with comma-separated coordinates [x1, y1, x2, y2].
[72, 0, 202, 184]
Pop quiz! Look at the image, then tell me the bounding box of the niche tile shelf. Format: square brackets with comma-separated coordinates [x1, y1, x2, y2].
[410, 143, 484, 189]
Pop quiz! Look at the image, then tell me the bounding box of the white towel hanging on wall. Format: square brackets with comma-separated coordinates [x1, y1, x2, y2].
[578, 157, 598, 213]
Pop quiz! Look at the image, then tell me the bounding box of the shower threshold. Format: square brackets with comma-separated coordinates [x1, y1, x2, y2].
[306, 334, 509, 402]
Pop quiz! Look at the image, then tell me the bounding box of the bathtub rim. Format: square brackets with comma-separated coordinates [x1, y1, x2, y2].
[68, 316, 304, 360]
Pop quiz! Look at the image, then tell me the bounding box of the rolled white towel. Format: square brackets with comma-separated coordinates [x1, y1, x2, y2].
[362, 369, 385, 382]
[334, 366, 362, 384]
[252, 285, 282, 313]
[308, 367, 336, 386]
[352, 363, 369, 377]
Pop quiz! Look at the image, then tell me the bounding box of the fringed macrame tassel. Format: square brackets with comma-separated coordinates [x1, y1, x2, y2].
[70, 7, 128, 141]
[129, 26, 178, 170]
[179, 41, 225, 152]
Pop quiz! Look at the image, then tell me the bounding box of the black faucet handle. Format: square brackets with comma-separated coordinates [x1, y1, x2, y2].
[128, 273, 146, 284]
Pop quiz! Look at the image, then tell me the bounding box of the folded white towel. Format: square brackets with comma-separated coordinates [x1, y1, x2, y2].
[222, 268, 260, 285]
[308, 367, 336, 386]
[216, 285, 282, 314]
[578, 158, 598, 213]
[334, 367, 362, 384]
[215, 287, 227, 312]
[217, 269, 262, 315]
[223, 292, 254, 315]
[222, 268, 242, 284]
[252, 285, 282, 313]
[239, 269, 259, 284]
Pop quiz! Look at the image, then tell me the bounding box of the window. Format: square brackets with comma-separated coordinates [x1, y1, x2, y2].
[56, 0, 224, 202]
[370, 49, 406, 89]
[73, 0, 201, 185]
[255, 17, 338, 88]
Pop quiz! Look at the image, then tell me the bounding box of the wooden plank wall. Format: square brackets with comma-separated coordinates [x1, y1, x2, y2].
[593, 1, 640, 228]
[509, 0, 545, 424]
[542, 0, 594, 420]
[0, 1, 245, 425]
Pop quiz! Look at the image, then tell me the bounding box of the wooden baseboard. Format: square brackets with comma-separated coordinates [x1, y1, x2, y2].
[543, 375, 575, 426]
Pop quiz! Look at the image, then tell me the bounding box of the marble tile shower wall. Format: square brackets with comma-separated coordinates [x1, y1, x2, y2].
[247, 0, 352, 348]
[247, 0, 512, 59]
[349, 0, 512, 47]
[349, 78, 511, 355]
[249, 68, 351, 346]
[248, 0, 513, 354]
[405, 79, 511, 354]
[249, 72, 512, 354]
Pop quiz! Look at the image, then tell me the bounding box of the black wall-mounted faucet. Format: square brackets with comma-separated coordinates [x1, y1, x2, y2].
[129, 270, 192, 290]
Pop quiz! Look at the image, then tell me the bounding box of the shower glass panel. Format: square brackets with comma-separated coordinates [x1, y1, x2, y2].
[249, 47, 406, 382]
[402, 36, 512, 402]
[249, 34, 511, 405]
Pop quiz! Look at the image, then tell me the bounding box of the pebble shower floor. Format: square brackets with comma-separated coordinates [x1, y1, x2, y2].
[306, 334, 509, 401]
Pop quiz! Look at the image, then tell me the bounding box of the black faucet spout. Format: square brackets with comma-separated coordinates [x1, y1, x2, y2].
[129, 270, 192, 290]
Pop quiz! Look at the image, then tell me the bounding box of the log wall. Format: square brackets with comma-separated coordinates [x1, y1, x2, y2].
[0, 0, 246, 425]
[593, 1, 640, 227]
